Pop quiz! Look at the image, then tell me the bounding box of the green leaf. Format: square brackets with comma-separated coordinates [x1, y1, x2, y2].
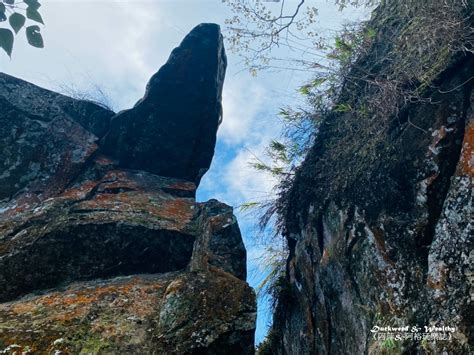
[9, 13, 25, 34]
[278, 108, 289, 117]
[24, 0, 41, 10]
[26, 7, 44, 24]
[299, 85, 311, 96]
[366, 28, 376, 39]
[26, 25, 43, 48]
[0, 28, 14, 57]
[334, 103, 352, 113]
[238, 202, 260, 212]
[311, 78, 326, 87]
[0, 3, 6, 22]
[270, 140, 286, 152]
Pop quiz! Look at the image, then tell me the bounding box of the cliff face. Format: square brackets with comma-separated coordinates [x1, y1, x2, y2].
[0, 24, 256, 354]
[269, 1, 473, 354]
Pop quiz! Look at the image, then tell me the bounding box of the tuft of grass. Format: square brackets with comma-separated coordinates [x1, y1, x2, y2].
[58, 82, 116, 112]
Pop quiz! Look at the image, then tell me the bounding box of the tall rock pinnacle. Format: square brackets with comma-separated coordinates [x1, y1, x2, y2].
[101, 23, 227, 186]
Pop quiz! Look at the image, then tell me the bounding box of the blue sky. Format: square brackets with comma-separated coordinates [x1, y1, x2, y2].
[0, 0, 370, 344]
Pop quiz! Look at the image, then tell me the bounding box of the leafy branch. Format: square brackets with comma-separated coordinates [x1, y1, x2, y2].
[0, 0, 44, 57]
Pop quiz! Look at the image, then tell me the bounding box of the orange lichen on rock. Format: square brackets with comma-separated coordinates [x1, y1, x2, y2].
[160, 198, 195, 224]
[372, 227, 395, 266]
[0, 271, 255, 354]
[167, 181, 196, 192]
[458, 119, 474, 177]
[57, 180, 98, 200]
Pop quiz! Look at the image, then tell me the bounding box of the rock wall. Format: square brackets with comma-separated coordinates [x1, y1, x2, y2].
[0, 24, 256, 354]
[268, 1, 473, 354]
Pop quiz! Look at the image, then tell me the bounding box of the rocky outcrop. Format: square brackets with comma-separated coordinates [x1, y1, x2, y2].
[0, 73, 113, 202]
[102, 23, 226, 186]
[0, 24, 256, 354]
[267, 1, 473, 354]
[0, 270, 255, 354]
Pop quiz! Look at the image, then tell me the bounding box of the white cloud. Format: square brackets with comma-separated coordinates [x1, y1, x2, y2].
[223, 145, 278, 203]
[199, 70, 287, 208]
[219, 78, 267, 145]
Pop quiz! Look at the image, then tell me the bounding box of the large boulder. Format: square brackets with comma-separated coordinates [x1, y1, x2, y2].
[101, 23, 227, 186]
[0, 160, 248, 302]
[0, 167, 255, 353]
[191, 199, 247, 280]
[0, 270, 256, 354]
[0, 164, 197, 302]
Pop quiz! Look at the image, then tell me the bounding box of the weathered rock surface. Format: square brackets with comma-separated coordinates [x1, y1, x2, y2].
[0, 166, 197, 302]
[266, 1, 473, 354]
[0, 23, 256, 354]
[102, 23, 227, 186]
[0, 73, 114, 201]
[191, 199, 247, 280]
[0, 270, 255, 354]
[0, 73, 113, 138]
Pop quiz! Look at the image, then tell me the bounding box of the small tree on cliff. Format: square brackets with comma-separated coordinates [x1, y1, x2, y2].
[0, 0, 44, 57]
